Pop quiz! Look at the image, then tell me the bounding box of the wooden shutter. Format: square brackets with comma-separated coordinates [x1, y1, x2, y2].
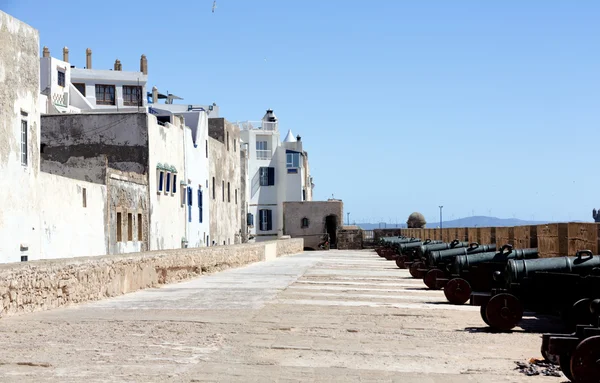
[268, 167, 275, 186]
[266, 209, 273, 231]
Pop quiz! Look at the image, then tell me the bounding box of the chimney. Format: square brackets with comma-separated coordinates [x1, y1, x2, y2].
[63, 46, 69, 62]
[86, 48, 92, 69]
[152, 86, 158, 104]
[140, 54, 148, 75]
[114, 59, 122, 71]
[296, 135, 301, 141]
[42, 46, 50, 58]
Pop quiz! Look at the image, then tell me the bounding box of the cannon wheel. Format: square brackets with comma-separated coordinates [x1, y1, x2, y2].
[570, 335, 600, 382]
[395, 255, 406, 269]
[560, 352, 574, 382]
[485, 293, 523, 332]
[409, 262, 426, 279]
[565, 298, 593, 330]
[480, 303, 490, 326]
[443, 278, 472, 305]
[423, 269, 445, 290]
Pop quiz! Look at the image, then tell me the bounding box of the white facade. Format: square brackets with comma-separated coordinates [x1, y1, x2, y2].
[238, 110, 313, 242]
[147, 114, 186, 250]
[0, 11, 42, 263]
[39, 50, 148, 114]
[150, 106, 211, 248]
[38, 173, 107, 259]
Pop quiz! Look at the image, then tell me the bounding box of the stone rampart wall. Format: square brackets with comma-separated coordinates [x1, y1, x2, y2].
[0, 238, 303, 318]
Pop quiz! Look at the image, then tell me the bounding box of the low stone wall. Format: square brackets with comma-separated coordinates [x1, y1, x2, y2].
[337, 228, 363, 250]
[0, 238, 303, 318]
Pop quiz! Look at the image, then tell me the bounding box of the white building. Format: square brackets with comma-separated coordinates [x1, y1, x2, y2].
[40, 47, 148, 114]
[238, 110, 314, 242]
[149, 98, 212, 248]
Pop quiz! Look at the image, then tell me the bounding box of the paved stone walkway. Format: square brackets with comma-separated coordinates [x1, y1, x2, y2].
[0, 250, 564, 382]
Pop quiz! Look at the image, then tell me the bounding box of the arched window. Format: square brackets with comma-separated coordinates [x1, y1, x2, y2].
[301, 217, 309, 228]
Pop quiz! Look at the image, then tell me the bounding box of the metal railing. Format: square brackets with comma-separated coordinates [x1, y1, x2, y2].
[256, 150, 272, 160]
[233, 120, 278, 131]
[362, 230, 374, 241]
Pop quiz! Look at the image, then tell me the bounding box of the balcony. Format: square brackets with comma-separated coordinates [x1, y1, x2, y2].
[234, 120, 278, 132]
[256, 150, 272, 160]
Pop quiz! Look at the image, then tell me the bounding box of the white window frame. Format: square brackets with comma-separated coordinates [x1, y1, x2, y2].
[256, 140, 270, 160]
[286, 152, 300, 168]
[20, 112, 28, 166]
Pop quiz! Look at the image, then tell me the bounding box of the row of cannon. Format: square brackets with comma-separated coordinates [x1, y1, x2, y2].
[375, 235, 600, 383]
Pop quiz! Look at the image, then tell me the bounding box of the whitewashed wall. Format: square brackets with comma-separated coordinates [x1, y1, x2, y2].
[38, 173, 107, 260]
[147, 114, 186, 250]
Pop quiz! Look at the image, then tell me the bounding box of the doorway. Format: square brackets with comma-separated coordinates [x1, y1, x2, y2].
[325, 215, 338, 249]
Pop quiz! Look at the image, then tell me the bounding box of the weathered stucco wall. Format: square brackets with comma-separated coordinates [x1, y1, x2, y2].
[148, 114, 186, 250]
[0, 11, 41, 263]
[38, 173, 108, 260]
[240, 147, 249, 243]
[41, 112, 149, 174]
[0, 238, 303, 318]
[283, 201, 344, 249]
[337, 226, 364, 250]
[208, 119, 242, 246]
[41, 155, 107, 184]
[107, 169, 149, 254]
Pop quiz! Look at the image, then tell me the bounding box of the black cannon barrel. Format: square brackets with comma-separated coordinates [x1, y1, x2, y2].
[452, 246, 538, 275]
[428, 243, 497, 267]
[505, 250, 600, 285]
[398, 239, 441, 253]
[415, 240, 469, 259]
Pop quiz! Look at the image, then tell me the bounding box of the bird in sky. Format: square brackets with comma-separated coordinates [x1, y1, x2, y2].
[212, 1, 217, 13]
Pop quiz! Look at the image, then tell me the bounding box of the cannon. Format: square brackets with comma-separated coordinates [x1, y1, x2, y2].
[434, 245, 538, 303]
[470, 250, 600, 332]
[393, 239, 443, 265]
[375, 237, 417, 258]
[404, 239, 470, 278]
[421, 243, 498, 289]
[542, 297, 600, 382]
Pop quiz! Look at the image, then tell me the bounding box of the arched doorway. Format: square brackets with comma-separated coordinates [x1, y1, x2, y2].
[325, 215, 338, 249]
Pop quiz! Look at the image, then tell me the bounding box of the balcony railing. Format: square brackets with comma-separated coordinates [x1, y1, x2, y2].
[234, 120, 278, 131]
[256, 150, 272, 160]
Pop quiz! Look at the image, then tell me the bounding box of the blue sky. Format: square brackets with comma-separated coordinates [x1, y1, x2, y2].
[4, 0, 600, 224]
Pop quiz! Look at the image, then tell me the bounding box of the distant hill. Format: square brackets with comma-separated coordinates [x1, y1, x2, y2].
[356, 216, 552, 230]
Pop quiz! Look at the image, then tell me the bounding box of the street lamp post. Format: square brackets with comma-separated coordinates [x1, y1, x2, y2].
[439, 206, 444, 229]
[347, 212, 350, 226]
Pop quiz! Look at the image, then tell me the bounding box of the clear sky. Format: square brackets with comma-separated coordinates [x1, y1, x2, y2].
[3, 0, 599, 225]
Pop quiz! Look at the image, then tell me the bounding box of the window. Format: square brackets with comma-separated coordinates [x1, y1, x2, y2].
[301, 217, 309, 228]
[234, 139, 237, 152]
[227, 131, 230, 151]
[73, 83, 86, 96]
[137, 213, 142, 241]
[127, 213, 133, 241]
[165, 173, 171, 193]
[172, 174, 177, 194]
[57, 70, 65, 87]
[158, 171, 164, 192]
[222, 180, 225, 201]
[259, 167, 275, 186]
[303, 189, 306, 201]
[116, 212, 122, 242]
[259, 209, 272, 231]
[95, 84, 115, 105]
[287, 152, 300, 168]
[206, 140, 208, 158]
[187, 187, 193, 223]
[82, 188, 87, 207]
[21, 118, 27, 166]
[235, 189, 238, 204]
[212, 177, 215, 199]
[198, 188, 203, 223]
[256, 140, 270, 160]
[247, 213, 254, 227]
[227, 182, 230, 202]
[123, 85, 142, 106]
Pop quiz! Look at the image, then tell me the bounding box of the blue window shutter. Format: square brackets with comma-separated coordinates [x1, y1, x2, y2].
[173, 175, 177, 193]
[198, 189, 203, 223]
[158, 172, 164, 191]
[268, 167, 275, 186]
